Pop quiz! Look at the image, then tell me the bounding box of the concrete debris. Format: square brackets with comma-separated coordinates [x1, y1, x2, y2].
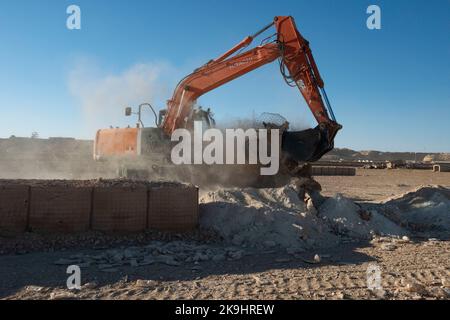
[404, 281, 428, 295]
[443, 288, 450, 297]
[334, 291, 346, 299]
[380, 243, 397, 251]
[81, 282, 98, 289]
[54, 240, 247, 271]
[49, 291, 78, 300]
[26, 285, 45, 292]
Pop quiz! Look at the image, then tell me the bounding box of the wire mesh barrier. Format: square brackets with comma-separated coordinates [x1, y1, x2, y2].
[0, 185, 29, 232]
[0, 180, 199, 233]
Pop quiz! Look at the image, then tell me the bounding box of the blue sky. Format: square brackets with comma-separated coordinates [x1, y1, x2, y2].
[0, 0, 449, 152]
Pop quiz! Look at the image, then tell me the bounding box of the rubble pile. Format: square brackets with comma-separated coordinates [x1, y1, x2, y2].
[199, 186, 339, 252]
[319, 194, 407, 239]
[199, 184, 450, 250]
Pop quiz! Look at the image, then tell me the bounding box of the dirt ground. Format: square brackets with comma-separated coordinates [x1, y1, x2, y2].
[1, 169, 449, 300]
[316, 168, 450, 202]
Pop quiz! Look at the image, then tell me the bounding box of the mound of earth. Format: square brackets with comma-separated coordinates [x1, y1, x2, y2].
[199, 184, 450, 250]
[381, 185, 450, 237]
[319, 194, 407, 239]
[199, 185, 339, 252]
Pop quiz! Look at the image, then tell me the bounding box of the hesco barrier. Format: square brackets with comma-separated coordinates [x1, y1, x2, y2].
[311, 166, 356, 176]
[29, 185, 91, 233]
[148, 186, 198, 232]
[0, 180, 198, 233]
[0, 185, 29, 232]
[92, 186, 148, 232]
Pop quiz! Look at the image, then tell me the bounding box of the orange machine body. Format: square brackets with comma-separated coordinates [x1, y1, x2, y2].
[94, 127, 171, 160]
[94, 128, 139, 159]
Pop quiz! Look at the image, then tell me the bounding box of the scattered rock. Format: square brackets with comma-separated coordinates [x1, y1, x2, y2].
[101, 268, 119, 273]
[49, 291, 78, 300]
[380, 243, 397, 251]
[26, 285, 45, 292]
[404, 281, 427, 295]
[53, 258, 79, 265]
[441, 277, 450, 288]
[334, 291, 346, 299]
[135, 279, 157, 287]
[228, 250, 244, 260]
[263, 240, 276, 248]
[129, 259, 139, 267]
[82, 282, 98, 289]
[157, 255, 180, 266]
[358, 209, 372, 221]
[286, 247, 305, 255]
[274, 258, 291, 263]
[442, 288, 450, 297]
[369, 288, 386, 298]
[429, 287, 449, 298]
[302, 256, 320, 265]
[212, 254, 226, 262]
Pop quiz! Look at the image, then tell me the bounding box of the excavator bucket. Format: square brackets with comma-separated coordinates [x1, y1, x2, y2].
[281, 124, 340, 163]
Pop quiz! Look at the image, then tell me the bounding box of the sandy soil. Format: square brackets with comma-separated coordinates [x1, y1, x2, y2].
[316, 169, 450, 202]
[1, 169, 449, 300]
[1, 239, 449, 300]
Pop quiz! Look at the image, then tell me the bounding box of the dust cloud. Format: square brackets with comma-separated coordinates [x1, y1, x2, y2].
[68, 60, 172, 135]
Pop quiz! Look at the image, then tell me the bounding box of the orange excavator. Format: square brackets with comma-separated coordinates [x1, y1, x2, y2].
[94, 16, 342, 186]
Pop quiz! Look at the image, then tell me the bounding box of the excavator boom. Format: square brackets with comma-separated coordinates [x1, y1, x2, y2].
[161, 16, 341, 162]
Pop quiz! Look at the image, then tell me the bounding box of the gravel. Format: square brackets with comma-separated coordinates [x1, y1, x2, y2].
[0, 178, 193, 188]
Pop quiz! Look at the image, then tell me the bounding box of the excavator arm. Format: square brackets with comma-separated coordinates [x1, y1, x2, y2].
[162, 16, 342, 162]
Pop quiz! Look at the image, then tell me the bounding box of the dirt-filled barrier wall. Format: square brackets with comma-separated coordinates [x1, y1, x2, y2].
[0, 185, 29, 232]
[149, 185, 199, 232]
[29, 185, 91, 233]
[92, 186, 147, 232]
[0, 180, 198, 234]
[312, 166, 356, 176]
